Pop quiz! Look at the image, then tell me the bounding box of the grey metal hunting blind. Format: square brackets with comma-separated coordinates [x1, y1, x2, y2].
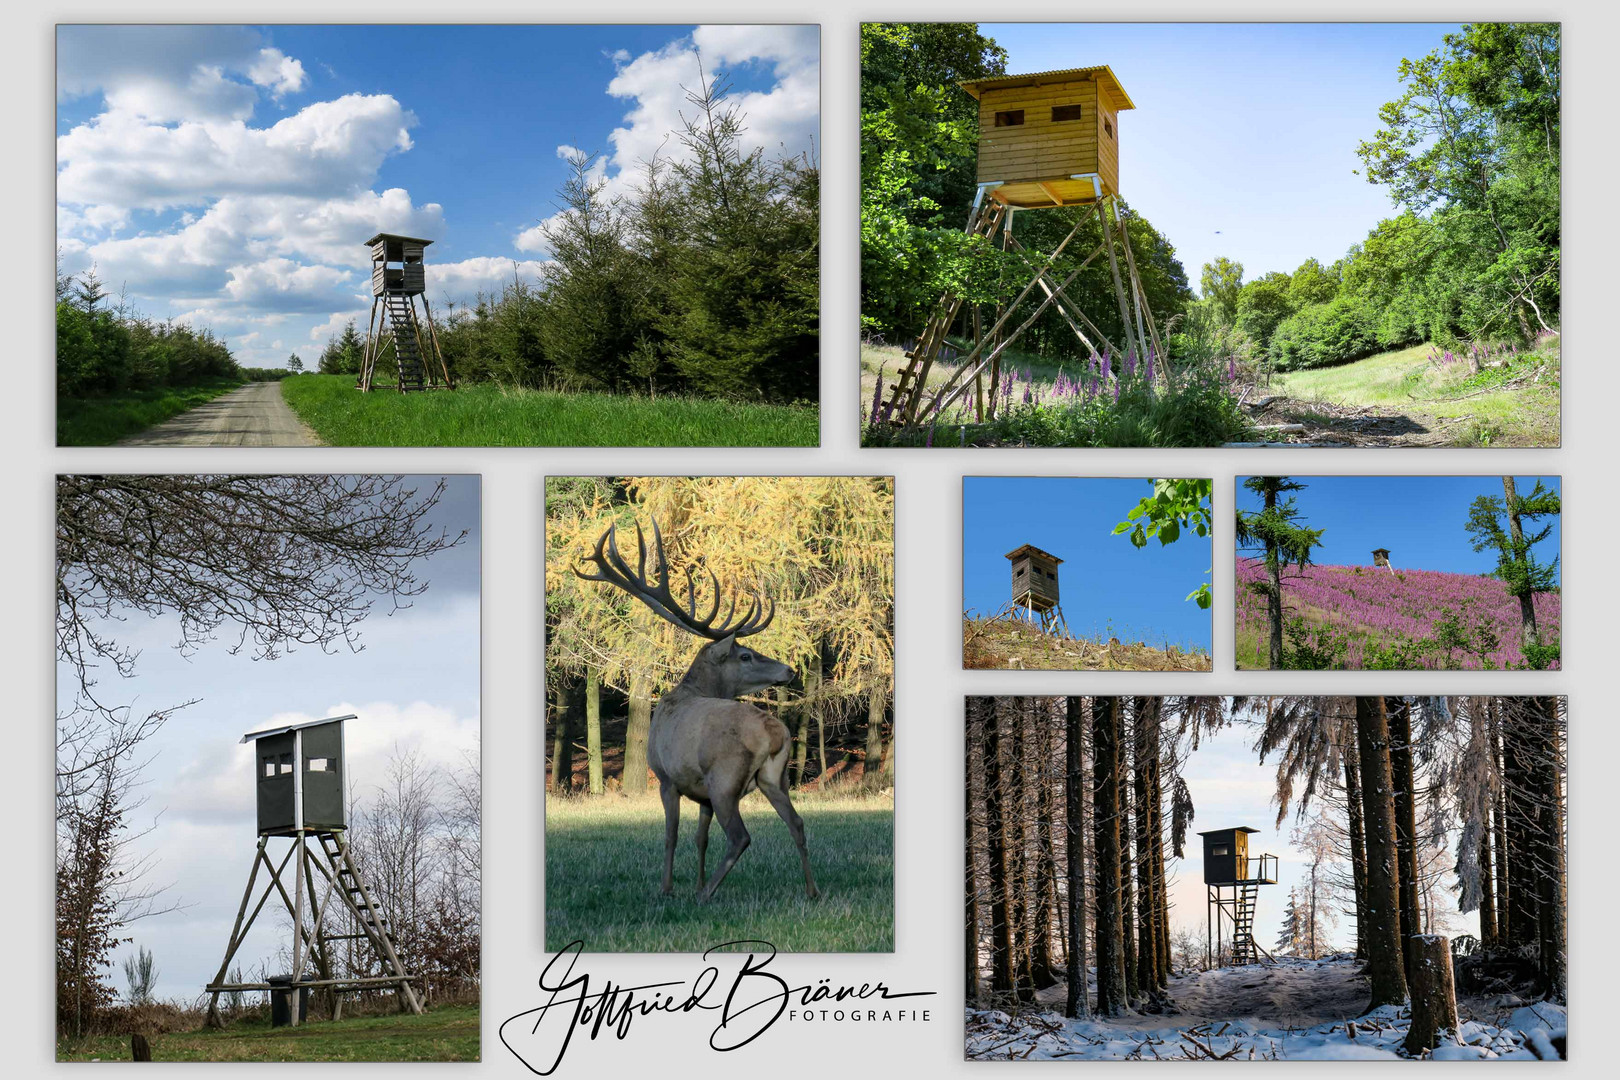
[203, 714, 423, 1029]
[1199, 827, 1278, 968]
[358, 232, 453, 393]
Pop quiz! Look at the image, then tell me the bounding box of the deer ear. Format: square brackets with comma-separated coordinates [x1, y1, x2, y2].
[713, 634, 737, 652]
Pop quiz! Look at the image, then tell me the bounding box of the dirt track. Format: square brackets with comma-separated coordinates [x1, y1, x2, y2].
[117, 382, 321, 447]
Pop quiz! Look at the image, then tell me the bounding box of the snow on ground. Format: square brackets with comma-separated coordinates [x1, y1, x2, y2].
[967, 956, 1566, 1061]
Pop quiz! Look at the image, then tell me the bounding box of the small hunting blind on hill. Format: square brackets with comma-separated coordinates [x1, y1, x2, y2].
[358, 232, 453, 393]
[1372, 547, 1392, 569]
[1006, 543, 1062, 612]
[959, 66, 1136, 208]
[246, 716, 348, 836]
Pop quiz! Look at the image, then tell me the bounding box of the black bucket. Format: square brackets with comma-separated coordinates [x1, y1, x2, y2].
[267, 975, 309, 1027]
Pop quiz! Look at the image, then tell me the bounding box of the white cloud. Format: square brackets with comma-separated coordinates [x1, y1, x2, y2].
[247, 47, 307, 98]
[223, 258, 356, 312]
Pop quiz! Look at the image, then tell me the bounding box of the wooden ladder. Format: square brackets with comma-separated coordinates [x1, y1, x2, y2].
[382, 295, 426, 391]
[883, 199, 1008, 423]
[316, 831, 424, 1014]
[1232, 881, 1260, 964]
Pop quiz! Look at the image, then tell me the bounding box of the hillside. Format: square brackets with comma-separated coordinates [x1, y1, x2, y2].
[964, 614, 1211, 672]
[1236, 558, 1560, 670]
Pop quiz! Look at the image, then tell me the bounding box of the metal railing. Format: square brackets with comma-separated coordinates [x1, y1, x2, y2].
[1244, 853, 1279, 883]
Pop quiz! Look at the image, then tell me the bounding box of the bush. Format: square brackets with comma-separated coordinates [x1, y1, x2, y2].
[1269, 294, 1380, 370]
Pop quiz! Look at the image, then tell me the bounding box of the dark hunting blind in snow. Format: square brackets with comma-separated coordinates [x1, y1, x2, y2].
[358, 232, 453, 393]
[882, 65, 1168, 431]
[202, 714, 423, 1030]
[1200, 826, 1278, 968]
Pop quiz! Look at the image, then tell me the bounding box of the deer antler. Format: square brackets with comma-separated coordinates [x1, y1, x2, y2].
[573, 519, 775, 639]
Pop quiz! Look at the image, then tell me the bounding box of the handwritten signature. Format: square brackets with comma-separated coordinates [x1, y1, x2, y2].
[499, 940, 936, 1075]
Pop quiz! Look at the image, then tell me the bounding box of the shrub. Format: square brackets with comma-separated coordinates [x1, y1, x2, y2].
[1269, 294, 1380, 370]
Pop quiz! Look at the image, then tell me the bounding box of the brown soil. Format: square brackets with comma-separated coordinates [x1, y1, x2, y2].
[963, 616, 1210, 672]
[1237, 391, 1459, 447]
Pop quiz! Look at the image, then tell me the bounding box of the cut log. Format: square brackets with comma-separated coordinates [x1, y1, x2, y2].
[1403, 935, 1459, 1056]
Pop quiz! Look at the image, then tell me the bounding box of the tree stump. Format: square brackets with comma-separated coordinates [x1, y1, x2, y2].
[130, 1032, 152, 1061]
[1404, 934, 1459, 1055]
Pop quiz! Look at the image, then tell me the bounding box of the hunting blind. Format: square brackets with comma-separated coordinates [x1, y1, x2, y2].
[881, 64, 1168, 430]
[1004, 543, 1068, 635]
[1372, 547, 1393, 570]
[358, 232, 453, 393]
[203, 715, 423, 1029]
[1199, 827, 1278, 968]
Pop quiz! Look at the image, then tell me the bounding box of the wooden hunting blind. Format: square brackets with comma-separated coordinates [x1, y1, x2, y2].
[880, 63, 1166, 430]
[358, 232, 453, 393]
[203, 714, 422, 1029]
[960, 66, 1136, 208]
[1199, 827, 1278, 967]
[1372, 548, 1392, 568]
[1006, 543, 1062, 613]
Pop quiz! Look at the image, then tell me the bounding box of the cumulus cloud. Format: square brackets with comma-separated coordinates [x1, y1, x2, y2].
[512, 24, 818, 253]
[57, 25, 301, 123]
[247, 47, 307, 98]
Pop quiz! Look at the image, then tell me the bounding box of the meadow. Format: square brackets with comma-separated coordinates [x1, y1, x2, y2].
[1236, 558, 1561, 670]
[57, 377, 244, 445]
[56, 1004, 479, 1063]
[281, 375, 818, 447]
[544, 789, 894, 953]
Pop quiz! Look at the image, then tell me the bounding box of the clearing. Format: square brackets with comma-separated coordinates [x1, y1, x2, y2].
[545, 789, 893, 952]
[967, 956, 1566, 1060]
[964, 613, 1210, 672]
[281, 374, 818, 447]
[1240, 341, 1560, 448]
[58, 1003, 479, 1062]
[115, 382, 320, 447]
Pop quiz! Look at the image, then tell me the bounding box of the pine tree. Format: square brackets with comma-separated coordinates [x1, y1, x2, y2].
[1235, 476, 1326, 669]
[1466, 478, 1560, 669]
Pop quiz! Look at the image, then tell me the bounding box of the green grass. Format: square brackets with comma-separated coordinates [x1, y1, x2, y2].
[545, 790, 894, 952]
[56, 1004, 479, 1062]
[280, 374, 818, 447]
[1273, 340, 1561, 447]
[57, 378, 245, 445]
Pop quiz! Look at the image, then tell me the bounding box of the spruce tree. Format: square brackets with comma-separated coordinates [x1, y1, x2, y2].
[1235, 476, 1326, 669]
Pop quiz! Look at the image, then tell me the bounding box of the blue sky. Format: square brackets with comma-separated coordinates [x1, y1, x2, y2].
[1236, 475, 1562, 579]
[980, 23, 1459, 292]
[963, 477, 1211, 649]
[57, 477, 480, 1001]
[56, 25, 818, 367]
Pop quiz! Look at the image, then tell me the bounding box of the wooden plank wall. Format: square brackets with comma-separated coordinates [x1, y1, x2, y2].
[977, 80, 1100, 185]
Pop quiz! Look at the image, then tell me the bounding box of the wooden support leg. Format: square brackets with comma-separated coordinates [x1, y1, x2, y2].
[204, 838, 268, 1028]
[1098, 198, 1147, 368]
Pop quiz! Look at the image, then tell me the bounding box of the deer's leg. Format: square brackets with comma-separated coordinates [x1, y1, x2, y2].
[695, 802, 714, 893]
[758, 766, 819, 899]
[698, 790, 751, 903]
[659, 781, 681, 896]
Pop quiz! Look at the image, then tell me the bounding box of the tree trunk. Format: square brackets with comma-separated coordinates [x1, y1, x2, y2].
[1006, 701, 1035, 1002]
[1119, 737, 1138, 1002]
[622, 672, 653, 795]
[549, 678, 576, 793]
[1491, 701, 1512, 946]
[1030, 703, 1059, 989]
[1534, 697, 1566, 1002]
[584, 672, 603, 795]
[1143, 698, 1170, 988]
[1133, 699, 1158, 996]
[1501, 477, 1541, 652]
[1092, 696, 1126, 1016]
[1064, 697, 1090, 1019]
[1500, 702, 1540, 948]
[982, 700, 1013, 994]
[792, 649, 821, 787]
[1403, 934, 1459, 1055]
[1354, 696, 1409, 1010]
[864, 684, 886, 783]
[966, 700, 983, 1000]
[1388, 698, 1422, 980]
[1478, 806, 1498, 948]
[1267, 553, 1284, 669]
[1342, 730, 1370, 961]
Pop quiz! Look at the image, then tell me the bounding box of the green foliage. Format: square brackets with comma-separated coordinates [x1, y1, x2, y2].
[1235, 477, 1326, 621]
[317, 320, 365, 375]
[57, 378, 244, 446]
[1269, 294, 1380, 370]
[280, 374, 816, 448]
[1199, 257, 1245, 327]
[1279, 616, 1350, 670]
[1113, 478, 1214, 608]
[56, 277, 238, 398]
[1465, 480, 1560, 600]
[1233, 272, 1296, 352]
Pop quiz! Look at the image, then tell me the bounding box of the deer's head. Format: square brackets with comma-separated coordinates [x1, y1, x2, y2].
[574, 519, 794, 699]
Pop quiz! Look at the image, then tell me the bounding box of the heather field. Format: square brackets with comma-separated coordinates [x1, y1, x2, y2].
[1236, 558, 1560, 670]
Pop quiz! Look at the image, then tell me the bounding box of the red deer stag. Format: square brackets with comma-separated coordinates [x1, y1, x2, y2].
[575, 520, 819, 902]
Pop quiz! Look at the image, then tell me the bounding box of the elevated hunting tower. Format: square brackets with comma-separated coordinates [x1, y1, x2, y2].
[203, 715, 423, 1029]
[1004, 543, 1067, 635]
[1200, 827, 1278, 967]
[358, 232, 453, 393]
[961, 66, 1135, 208]
[1372, 547, 1393, 570]
[880, 64, 1166, 430]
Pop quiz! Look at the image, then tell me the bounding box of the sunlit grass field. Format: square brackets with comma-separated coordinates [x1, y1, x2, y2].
[57, 377, 244, 445]
[57, 1004, 479, 1062]
[545, 789, 894, 953]
[281, 374, 818, 447]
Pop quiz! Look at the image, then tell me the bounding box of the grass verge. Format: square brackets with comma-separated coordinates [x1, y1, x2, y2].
[57, 1004, 479, 1062]
[281, 374, 818, 447]
[545, 789, 894, 952]
[57, 378, 245, 446]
